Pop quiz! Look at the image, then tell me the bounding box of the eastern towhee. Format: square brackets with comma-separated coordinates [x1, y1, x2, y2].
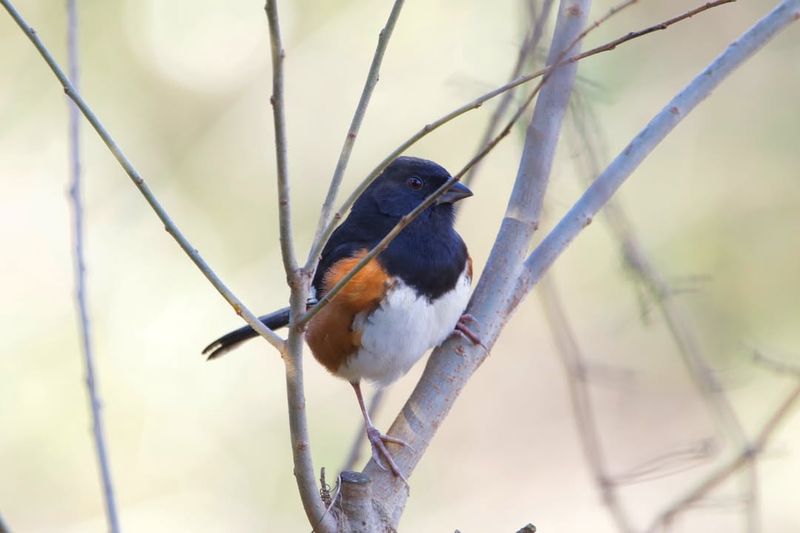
[203, 156, 478, 482]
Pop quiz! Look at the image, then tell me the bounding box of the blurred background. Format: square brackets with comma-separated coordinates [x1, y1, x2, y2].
[1, 0, 799, 531]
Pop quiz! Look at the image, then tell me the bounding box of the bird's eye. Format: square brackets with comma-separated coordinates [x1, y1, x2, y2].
[406, 176, 424, 190]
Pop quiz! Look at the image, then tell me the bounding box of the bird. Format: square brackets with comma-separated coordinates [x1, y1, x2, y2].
[202, 156, 479, 482]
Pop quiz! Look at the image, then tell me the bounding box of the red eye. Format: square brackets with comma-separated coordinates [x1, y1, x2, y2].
[407, 176, 424, 190]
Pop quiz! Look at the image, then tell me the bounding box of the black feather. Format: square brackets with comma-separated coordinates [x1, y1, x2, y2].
[202, 307, 291, 360]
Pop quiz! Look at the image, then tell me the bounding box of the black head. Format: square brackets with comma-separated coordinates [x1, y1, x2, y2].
[354, 156, 472, 219]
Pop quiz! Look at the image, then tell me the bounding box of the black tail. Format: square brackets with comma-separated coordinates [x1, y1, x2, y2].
[202, 307, 291, 360]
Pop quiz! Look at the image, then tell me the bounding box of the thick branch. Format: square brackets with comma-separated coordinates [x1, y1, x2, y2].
[0, 2, 286, 349]
[65, 1, 120, 531]
[306, 0, 405, 270]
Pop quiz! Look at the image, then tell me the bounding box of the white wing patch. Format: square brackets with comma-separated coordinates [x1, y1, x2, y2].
[336, 266, 471, 386]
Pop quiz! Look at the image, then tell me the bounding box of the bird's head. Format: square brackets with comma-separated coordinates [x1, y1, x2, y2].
[355, 156, 473, 221]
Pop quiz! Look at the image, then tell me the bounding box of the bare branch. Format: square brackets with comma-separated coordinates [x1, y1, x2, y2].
[265, 0, 298, 274]
[65, 1, 120, 531]
[646, 382, 800, 532]
[264, 3, 336, 530]
[0, 0, 287, 352]
[305, 0, 405, 270]
[512, 0, 799, 318]
[571, 0, 736, 63]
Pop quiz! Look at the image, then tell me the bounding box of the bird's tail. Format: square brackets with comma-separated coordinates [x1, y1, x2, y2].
[202, 307, 291, 360]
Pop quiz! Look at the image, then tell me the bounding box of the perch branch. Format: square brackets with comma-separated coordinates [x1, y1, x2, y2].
[306, 0, 405, 270]
[359, 0, 592, 526]
[0, 1, 287, 352]
[65, 1, 120, 531]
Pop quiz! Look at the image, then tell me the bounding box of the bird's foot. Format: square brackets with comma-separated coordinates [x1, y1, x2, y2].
[454, 313, 485, 349]
[366, 425, 411, 486]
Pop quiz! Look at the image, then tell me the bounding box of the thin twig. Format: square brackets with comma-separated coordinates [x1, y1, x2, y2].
[646, 382, 800, 533]
[305, 0, 405, 270]
[311, 0, 735, 264]
[0, 0, 287, 354]
[65, 1, 120, 531]
[461, 0, 555, 188]
[265, 0, 298, 275]
[538, 275, 634, 533]
[571, 0, 736, 64]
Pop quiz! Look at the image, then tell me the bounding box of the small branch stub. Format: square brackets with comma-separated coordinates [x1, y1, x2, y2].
[338, 471, 382, 533]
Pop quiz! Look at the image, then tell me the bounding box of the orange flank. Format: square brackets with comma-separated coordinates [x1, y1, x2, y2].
[306, 250, 392, 374]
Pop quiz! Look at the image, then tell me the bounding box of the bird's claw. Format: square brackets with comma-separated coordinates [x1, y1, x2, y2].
[454, 313, 486, 349]
[366, 426, 410, 487]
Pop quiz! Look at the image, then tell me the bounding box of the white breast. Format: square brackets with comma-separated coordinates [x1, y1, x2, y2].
[336, 267, 472, 387]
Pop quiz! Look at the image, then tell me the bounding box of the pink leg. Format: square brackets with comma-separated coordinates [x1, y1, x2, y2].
[351, 381, 410, 486]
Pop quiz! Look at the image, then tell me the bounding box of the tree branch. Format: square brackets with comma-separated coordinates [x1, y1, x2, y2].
[264, 2, 335, 531]
[511, 0, 800, 317]
[0, 1, 286, 350]
[265, 0, 298, 275]
[65, 1, 120, 531]
[305, 0, 405, 270]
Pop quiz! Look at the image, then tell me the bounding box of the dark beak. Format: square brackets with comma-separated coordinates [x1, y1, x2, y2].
[436, 181, 473, 205]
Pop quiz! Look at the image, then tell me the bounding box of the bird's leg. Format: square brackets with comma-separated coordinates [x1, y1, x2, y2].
[454, 313, 485, 348]
[350, 381, 410, 486]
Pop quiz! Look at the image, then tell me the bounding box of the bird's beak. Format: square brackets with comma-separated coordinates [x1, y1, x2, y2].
[436, 182, 473, 204]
